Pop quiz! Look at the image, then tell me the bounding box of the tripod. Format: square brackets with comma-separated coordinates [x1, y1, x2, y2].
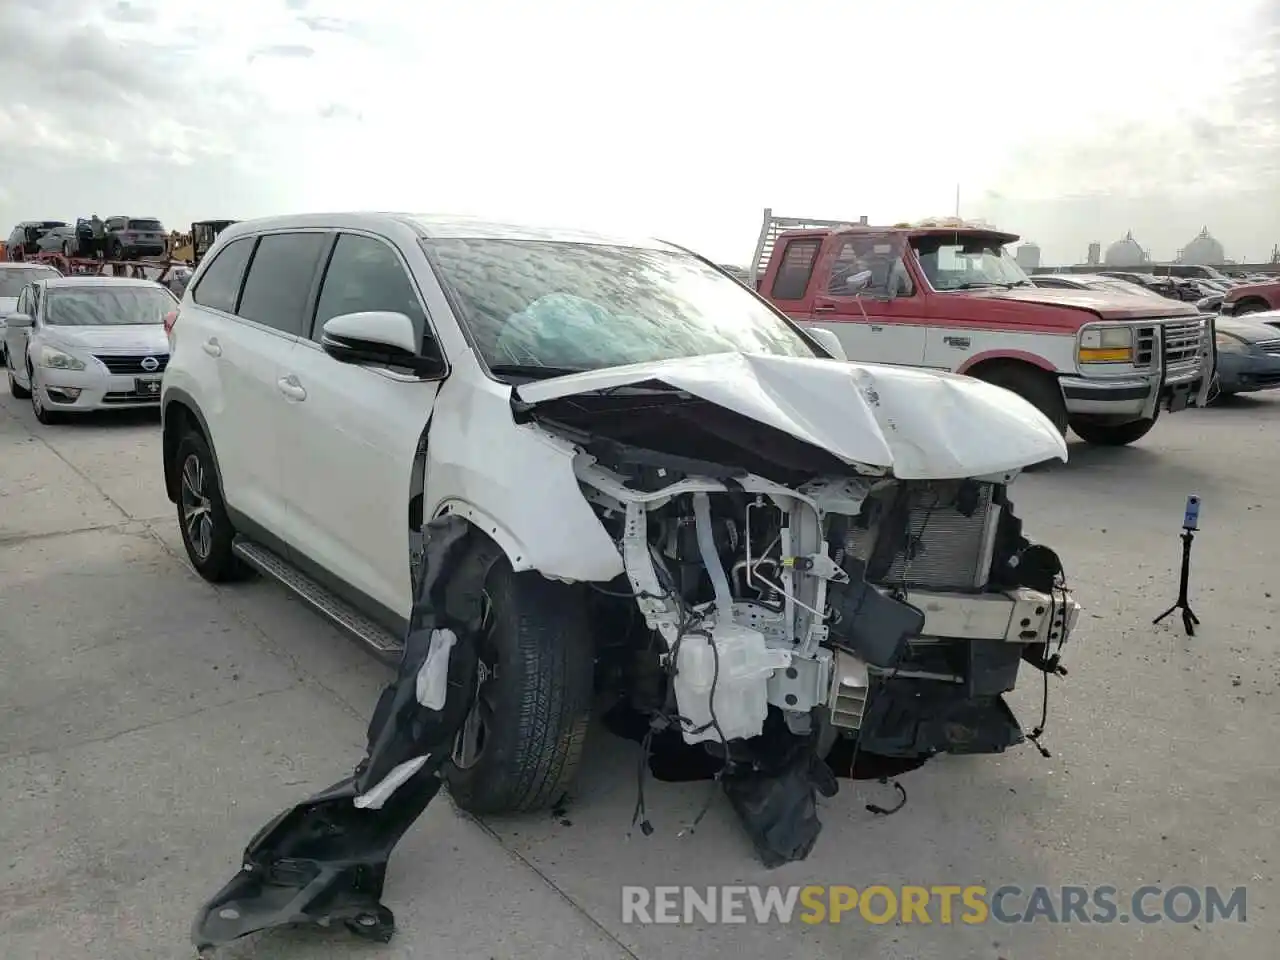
[1153, 528, 1200, 636]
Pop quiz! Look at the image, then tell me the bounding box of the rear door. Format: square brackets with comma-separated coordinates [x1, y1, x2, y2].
[198, 231, 329, 533]
[276, 230, 443, 622]
[807, 232, 928, 365]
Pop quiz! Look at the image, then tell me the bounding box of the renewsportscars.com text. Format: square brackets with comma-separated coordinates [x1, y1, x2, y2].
[621, 884, 1247, 926]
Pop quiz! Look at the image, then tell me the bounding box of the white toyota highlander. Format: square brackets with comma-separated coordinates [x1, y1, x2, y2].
[160, 213, 1080, 819]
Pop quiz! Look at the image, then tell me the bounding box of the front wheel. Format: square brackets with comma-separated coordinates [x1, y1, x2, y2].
[173, 431, 249, 582]
[29, 366, 61, 424]
[8, 358, 30, 399]
[971, 364, 1068, 435]
[444, 555, 594, 815]
[1069, 411, 1159, 446]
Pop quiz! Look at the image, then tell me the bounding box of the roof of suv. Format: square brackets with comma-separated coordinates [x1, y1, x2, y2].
[215, 212, 675, 251]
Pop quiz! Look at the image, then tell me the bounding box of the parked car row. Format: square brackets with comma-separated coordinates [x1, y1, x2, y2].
[3, 216, 169, 262]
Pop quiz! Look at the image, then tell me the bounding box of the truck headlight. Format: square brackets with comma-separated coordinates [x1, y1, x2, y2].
[1078, 326, 1134, 363]
[38, 345, 86, 371]
[1215, 332, 1248, 354]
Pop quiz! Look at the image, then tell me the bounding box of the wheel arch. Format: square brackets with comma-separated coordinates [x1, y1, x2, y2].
[162, 390, 223, 504]
[1232, 296, 1272, 314]
[958, 349, 1058, 376]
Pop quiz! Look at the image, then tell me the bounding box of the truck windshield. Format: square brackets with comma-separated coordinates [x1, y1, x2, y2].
[427, 239, 821, 374]
[912, 237, 1032, 291]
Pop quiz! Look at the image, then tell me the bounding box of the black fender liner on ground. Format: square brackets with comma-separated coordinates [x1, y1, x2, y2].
[191, 515, 478, 952]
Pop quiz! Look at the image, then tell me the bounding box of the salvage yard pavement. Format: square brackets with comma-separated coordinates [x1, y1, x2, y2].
[1, 391, 1278, 960]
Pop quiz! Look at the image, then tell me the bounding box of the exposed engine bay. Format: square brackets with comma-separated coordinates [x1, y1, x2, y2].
[575, 446, 1080, 770]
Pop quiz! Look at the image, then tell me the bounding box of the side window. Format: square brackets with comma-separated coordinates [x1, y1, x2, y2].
[236, 232, 328, 337]
[15, 288, 29, 315]
[106, 217, 124, 232]
[770, 238, 821, 300]
[191, 237, 254, 314]
[30, 285, 42, 318]
[828, 237, 915, 298]
[311, 233, 427, 343]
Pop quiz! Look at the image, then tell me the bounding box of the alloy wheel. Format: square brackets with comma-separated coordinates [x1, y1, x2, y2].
[29, 367, 44, 418]
[452, 591, 498, 770]
[180, 453, 215, 561]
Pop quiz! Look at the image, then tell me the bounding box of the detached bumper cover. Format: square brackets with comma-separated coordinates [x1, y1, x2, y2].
[192, 516, 478, 951]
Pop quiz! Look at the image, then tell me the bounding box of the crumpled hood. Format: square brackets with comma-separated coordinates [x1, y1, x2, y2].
[44, 324, 168, 353]
[972, 286, 1197, 320]
[514, 352, 1068, 479]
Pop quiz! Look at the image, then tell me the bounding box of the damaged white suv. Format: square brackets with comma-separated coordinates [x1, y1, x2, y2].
[161, 213, 1081, 817]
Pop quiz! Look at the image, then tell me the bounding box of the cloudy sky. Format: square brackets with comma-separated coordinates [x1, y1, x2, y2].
[1, 0, 1276, 267]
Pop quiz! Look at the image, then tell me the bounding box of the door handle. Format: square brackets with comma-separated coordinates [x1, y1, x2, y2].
[813, 304, 836, 313]
[277, 375, 307, 401]
[870, 325, 884, 332]
[202, 338, 222, 357]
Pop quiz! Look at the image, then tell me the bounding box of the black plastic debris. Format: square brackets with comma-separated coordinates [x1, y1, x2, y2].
[721, 739, 839, 869]
[192, 516, 478, 953]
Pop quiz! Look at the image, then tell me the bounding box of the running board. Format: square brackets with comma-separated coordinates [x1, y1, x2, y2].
[231, 537, 404, 663]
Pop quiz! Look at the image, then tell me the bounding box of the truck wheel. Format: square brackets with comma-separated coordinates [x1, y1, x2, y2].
[173, 430, 250, 582]
[970, 364, 1068, 435]
[1233, 299, 1270, 315]
[444, 556, 594, 815]
[1069, 411, 1159, 446]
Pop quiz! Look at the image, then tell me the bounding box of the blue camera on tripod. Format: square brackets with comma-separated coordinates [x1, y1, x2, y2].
[1183, 495, 1200, 532]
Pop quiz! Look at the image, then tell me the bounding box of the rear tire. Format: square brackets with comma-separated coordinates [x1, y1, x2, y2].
[1069, 409, 1159, 446]
[444, 555, 594, 815]
[173, 430, 250, 582]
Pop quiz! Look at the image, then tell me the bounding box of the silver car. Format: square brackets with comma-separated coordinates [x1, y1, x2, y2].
[0, 262, 62, 363]
[3, 276, 177, 424]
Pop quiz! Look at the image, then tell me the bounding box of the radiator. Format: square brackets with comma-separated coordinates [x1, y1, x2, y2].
[844, 481, 999, 592]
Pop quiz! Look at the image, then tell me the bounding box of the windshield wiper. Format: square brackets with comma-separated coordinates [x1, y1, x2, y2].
[954, 281, 1007, 290]
[487, 363, 590, 381]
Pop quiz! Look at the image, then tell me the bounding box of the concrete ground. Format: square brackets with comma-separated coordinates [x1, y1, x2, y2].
[1, 389, 1277, 960]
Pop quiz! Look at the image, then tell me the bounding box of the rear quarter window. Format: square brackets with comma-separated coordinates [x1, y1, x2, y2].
[191, 237, 254, 314]
[771, 238, 821, 300]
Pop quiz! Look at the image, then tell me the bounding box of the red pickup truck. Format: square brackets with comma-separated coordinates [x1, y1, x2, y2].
[748, 211, 1216, 447]
[1221, 278, 1280, 317]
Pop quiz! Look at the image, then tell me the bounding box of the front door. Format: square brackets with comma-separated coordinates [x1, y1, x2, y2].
[807, 232, 928, 366]
[277, 231, 442, 622]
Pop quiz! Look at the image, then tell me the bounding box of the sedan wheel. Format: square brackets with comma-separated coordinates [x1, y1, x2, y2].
[29, 367, 59, 424]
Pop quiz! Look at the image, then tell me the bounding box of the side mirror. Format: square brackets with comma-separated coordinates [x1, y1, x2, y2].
[845, 269, 873, 295]
[5, 313, 33, 329]
[320, 311, 445, 378]
[806, 327, 847, 361]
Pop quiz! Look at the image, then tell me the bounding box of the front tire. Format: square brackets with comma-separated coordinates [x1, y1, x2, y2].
[29, 366, 61, 424]
[444, 556, 594, 815]
[1069, 410, 1159, 446]
[8, 359, 30, 399]
[971, 364, 1068, 435]
[173, 431, 249, 582]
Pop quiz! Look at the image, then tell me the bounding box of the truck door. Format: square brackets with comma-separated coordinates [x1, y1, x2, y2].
[807, 232, 927, 366]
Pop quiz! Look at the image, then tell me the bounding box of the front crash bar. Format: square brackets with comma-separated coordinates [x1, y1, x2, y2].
[191, 515, 479, 953]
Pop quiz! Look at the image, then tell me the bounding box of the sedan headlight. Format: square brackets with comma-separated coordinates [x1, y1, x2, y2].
[1078, 326, 1134, 363]
[1215, 332, 1249, 354]
[38, 345, 86, 371]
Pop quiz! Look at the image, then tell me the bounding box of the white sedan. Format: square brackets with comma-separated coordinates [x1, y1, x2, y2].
[3, 276, 177, 424]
